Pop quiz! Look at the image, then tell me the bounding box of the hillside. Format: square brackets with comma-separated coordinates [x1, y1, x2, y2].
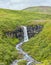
[0, 8, 51, 65]
[24, 6, 51, 14]
[22, 21, 51, 65]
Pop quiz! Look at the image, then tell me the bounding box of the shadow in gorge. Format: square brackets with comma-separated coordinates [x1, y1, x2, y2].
[5, 25, 43, 40]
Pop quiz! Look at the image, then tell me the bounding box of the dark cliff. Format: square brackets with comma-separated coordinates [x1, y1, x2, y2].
[5, 25, 43, 40]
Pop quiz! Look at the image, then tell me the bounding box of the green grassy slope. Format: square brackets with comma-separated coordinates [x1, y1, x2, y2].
[18, 60, 27, 65]
[0, 8, 51, 31]
[22, 21, 51, 64]
[0, 8, 51, 65]
[0, 38, 19, 65]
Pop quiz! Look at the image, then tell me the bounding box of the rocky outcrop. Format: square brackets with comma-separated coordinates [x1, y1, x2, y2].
[5, 27, 24, 40]
[5, 25, 43, 40]
[27, 25, 43, 38]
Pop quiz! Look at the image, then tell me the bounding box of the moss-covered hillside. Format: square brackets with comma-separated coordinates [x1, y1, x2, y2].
[22, 21, 51, 65]
[0, 8, 51, 65]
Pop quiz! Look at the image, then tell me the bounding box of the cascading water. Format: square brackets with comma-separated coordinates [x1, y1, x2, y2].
[11, 26, 40, 65]
[23, 26, 28, 42]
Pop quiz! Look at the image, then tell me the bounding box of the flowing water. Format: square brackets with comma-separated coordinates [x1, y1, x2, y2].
[11, 26, 40, 65]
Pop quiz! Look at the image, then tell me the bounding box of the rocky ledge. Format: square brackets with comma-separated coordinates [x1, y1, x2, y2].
[5, 25, 43, 40]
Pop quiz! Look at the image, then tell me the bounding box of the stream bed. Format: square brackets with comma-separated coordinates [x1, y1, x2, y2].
[11, 26, 40, 65]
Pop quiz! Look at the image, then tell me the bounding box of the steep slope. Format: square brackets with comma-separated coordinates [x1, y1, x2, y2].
[0, 8, 51, 65]
[0, 8, 51, 32]
[22, 21, 51, 65]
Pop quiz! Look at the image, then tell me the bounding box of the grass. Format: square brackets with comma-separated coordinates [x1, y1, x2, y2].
[0, 8, 51, 65]
[18, 60, 27, 65]
[0, 37, 19, 65]
[22, 21, 51, 64]
[24, 6, 51, 14]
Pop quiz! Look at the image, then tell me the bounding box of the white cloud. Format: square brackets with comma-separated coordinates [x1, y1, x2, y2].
[0, 0, 51, 10]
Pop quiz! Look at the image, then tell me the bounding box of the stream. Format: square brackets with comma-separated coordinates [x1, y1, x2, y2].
[11, 26, 40, 65]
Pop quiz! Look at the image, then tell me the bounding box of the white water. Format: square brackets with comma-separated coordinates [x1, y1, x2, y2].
[23, 26, 28, 42]
[11, 26, 40, 65]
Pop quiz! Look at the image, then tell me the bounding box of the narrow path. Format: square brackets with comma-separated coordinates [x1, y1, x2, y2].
[11, 26, 40, 65]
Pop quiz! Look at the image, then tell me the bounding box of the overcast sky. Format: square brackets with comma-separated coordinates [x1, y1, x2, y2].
[0, 0, 51, 10]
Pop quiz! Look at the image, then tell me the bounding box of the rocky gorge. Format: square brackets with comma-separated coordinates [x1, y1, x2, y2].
[5, 25, 43, 40]
[4, 25, 43, 65]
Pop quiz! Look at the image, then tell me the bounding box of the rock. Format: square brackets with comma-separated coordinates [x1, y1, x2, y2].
[5, 25, 43, 40]
[15, 27, 24, 40]
[5, 27, 24, 40]
[27, 25, 43, 38]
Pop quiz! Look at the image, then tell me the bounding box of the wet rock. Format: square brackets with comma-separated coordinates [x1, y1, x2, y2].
[5, 27, 24, 40]
[15, 27, 24, 40]
[27, 25, 43, 38]
[5, 25, 43, 40]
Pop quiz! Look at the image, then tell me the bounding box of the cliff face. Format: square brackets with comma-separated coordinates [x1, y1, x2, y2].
[27, 25, 43, 38]
[5, 25, 43, 40]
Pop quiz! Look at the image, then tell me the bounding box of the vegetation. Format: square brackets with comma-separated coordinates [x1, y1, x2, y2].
[0, 7, 51, 65]
[18, 60, 27, 65]
[22, 21, 51, 65]
[24, 6, 51, 14]
[0, 37, 19, 65]
[36, 60, 51, 65]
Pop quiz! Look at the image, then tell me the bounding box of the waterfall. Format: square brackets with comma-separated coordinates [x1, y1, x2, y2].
[11, 26, 39, 65]
[23, 26, 28, 42]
